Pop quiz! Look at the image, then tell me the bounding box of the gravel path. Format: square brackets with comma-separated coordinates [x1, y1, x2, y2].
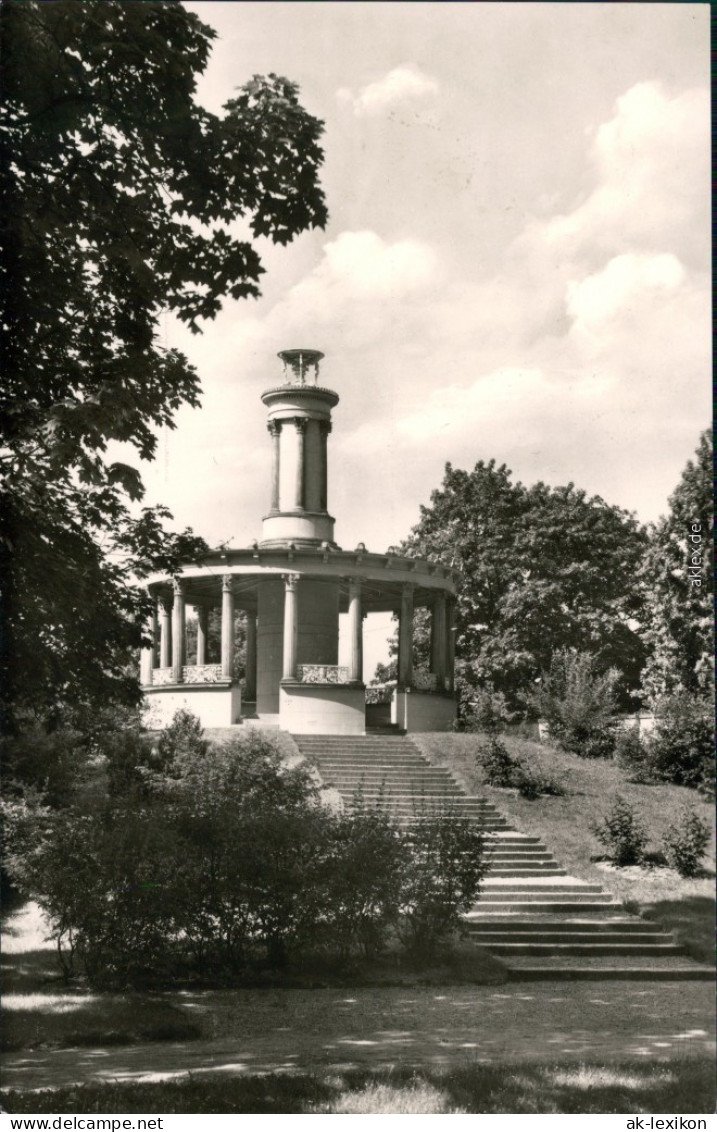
[4, 981, 714, 1093]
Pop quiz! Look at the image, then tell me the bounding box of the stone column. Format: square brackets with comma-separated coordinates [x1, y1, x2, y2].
[446, 598, 456, 693]
[432, 592, 448, 687]
[348, 577, 363, 683]
[398, 584, 414, 688]
[319, 420, 331, 511]
[140, 600, 157, 686]
[268, 420, 281, 511]
[159, 592, 172, 669]
[244, 612, 257, 701]
[171, 579, 186, 683]
[282, 573, 300, 680]
[196, 604, 208, 665]
[221, 575, 234, 681]
[294, 418, 307, 510]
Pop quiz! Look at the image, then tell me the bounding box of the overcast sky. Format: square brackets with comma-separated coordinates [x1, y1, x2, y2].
[139, 1, 710, 624]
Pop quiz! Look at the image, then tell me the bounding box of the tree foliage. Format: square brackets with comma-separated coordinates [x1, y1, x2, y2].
[531, 649, 619, 759]
[0, 1, 327, 732]
[639, 430, 714, 701]
[400, 461, 647, 710]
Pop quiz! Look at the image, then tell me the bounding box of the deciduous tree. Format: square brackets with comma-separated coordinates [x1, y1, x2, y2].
[0, 1, 327, 731]
[400, 461, 647, 710]
[639, 430, 713, 700]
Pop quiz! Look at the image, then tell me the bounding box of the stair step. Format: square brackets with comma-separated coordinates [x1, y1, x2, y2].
[506, 966, 715, 982]
[486, 869, 567, 877]
[476, 901, 616, 914]
[486, 858, 562, 867]
[466, 919, 669, 935]
[468, 932, 674, 945]
[482, 880, 605, 891]
[477, 942, 683, 956]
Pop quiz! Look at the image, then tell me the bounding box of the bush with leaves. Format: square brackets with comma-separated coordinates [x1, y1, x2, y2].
[457, 685, 514, 734]
[592, 795, 647, 866]
[317, 806, 403, 962]
[395, 814, 485, 961]
[476, 736, 563, 799]
[476, 736, 519, 787]
[3, 722, 332, 983]
[532, 649, 619, 759]
[0, 725, 96, 808]
[613, 728, 656, 785]
[6, 714, 494, 982]
[647, 693, 714, 793]
[662, 808, 710, 878]
[2, 792, 184, 984]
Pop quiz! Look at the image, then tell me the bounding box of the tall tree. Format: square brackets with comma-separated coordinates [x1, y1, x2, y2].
[401, 461, 647, 709]
[640, 430, 714, 701]
[0, 1, 327, 731]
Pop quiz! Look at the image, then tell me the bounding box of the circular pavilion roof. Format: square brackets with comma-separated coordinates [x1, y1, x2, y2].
[147, 545, 458, 614]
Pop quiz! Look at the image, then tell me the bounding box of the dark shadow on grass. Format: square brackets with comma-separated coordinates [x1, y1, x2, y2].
[2, 955, 201, 1054]
[1, 1058, 714, 1114]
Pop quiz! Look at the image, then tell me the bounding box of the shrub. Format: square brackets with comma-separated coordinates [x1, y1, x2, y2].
[7, 717, 491, 981]
[395, 815, 486, 961]
[318, 806, 403, 961]
[0, 726, 94, 808]
[647, 693, 714, 792]
[532, 650, 619, 758]
[614, 728, 656, 784]
[458, 685, 514, 734]
[477, 736, 519, 787]
[513, 766, 564, 800]
[662, 808, 710, 878]
[476, 737, 563, 799]
[592, 795, 647, 866]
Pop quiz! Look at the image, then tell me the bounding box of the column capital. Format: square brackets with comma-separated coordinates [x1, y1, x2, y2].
[158, 590, 174, 613]
[282, 572, 301, 591]
[319, 419, 332, 436]
[293, 416, 308, 433]
[348, 575, 363, 590]
[172, 577, 186, 597]
[222, 574, 234, 593]
[267, 419, 282, 437]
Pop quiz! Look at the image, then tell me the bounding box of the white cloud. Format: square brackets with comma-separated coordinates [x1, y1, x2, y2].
[257, 230, 439, 350]
[566, 252, 686, 337]
[316, 230, 437, 297]
[541, 82, 710, 269]
[337, 64, 439, 117]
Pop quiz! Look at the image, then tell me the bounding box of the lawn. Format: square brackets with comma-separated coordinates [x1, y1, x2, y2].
[3, 898, 714, 1113]
[414, 731, 716, 962]
[2, 1057, 714, 1114]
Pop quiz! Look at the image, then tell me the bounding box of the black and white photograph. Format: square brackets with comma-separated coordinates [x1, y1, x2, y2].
[1, 0, 713, 1121]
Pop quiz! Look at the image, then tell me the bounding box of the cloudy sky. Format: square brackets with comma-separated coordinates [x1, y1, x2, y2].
[141, 2, 710, 581]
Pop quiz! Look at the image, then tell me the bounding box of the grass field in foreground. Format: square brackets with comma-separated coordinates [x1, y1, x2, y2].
[2, 1057, 714, 1114]
[414, 732, 716, 963]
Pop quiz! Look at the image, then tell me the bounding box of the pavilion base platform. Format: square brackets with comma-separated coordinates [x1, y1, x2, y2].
[392, 689, 456, 732]
[279, 681, 366, 735]
[144, 683, 241, 729]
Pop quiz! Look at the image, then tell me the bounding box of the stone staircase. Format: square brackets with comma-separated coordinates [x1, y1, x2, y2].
[294, 734, 714, 981]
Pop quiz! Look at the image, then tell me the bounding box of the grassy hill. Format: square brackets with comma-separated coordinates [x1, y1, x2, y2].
[415, 731, 715, 964]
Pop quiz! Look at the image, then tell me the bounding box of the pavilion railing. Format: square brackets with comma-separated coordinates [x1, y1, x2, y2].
[182, 664, 224, 684]
[295, 664, 351, 684]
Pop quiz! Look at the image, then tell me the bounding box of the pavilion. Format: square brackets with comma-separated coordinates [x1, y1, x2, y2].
[141, 349, 458, 734]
